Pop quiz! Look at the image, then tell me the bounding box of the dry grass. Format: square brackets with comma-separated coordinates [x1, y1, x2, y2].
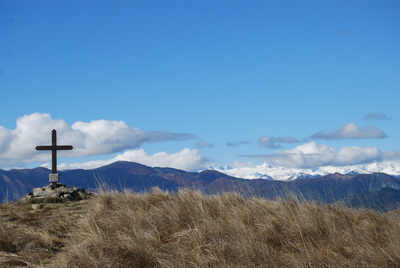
[0, 199, 89, 267]
[1, 189, 400, 267]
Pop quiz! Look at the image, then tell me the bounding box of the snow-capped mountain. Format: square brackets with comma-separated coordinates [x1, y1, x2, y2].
[212, 162, 400, 181]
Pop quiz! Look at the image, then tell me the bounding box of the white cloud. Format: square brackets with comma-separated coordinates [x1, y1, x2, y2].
[4, 113, 70, 161]
[55, 148, 212, 171]
[334, 146, 382, 165]
[0, 126, 12, 153]
[310, 122, 387, 140]
[0, 113, 195, 167]
[68, 119, 195, 156]
[242, 142, 399, 169]
[258, 136, 299, 149]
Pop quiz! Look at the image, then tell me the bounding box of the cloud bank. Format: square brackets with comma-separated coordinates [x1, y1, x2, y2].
[1, 113, 397, 172]
[243, 142, 400, 169]
[0, 113, 195, 168]
[258, 136, 299, 149]
[52, 148, 212, 171]
[310, 122, 387, 140]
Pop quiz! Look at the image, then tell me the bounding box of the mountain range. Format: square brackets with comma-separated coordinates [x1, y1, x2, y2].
[212, 162, 400, 181]
[1, 161, 400, 212]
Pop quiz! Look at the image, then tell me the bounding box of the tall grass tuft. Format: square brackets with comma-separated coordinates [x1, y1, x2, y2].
[52, 188, 400, 267]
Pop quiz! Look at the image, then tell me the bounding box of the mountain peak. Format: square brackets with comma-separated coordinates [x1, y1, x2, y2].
[213, 162, 400, 181]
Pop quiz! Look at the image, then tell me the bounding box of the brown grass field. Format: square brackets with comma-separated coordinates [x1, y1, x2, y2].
[1, 188, 400, 267]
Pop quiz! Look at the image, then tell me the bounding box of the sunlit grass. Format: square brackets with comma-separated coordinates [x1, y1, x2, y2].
[1, 189, 400, 267]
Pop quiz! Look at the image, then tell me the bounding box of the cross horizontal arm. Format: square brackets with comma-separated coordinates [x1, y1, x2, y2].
[55, 145, 73, 150]
[36, 145, 73, 151]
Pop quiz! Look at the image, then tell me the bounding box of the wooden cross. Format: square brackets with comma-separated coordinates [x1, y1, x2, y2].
[36, 129, 73, 185]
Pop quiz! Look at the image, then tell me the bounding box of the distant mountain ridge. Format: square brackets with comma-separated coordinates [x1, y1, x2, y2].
[1, 161, 400, 212]
[212, 162, 400, 181]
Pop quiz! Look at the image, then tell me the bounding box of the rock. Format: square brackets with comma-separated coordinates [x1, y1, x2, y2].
[31, 203, 45, 210]
[32, 188, 58, 197]
[22, 183, 93, 203]
[62, 194, 74, 201]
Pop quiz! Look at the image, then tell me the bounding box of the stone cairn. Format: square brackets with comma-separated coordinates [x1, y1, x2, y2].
[23, 183, 93, 204]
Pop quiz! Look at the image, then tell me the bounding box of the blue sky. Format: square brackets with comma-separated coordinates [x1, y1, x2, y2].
[1, 0, 399, 171]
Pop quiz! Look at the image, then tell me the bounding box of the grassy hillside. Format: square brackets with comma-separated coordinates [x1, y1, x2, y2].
[1, 189, 400, 267]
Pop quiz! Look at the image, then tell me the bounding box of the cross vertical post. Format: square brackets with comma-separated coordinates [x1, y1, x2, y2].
[52, 129, 57, 174]
[36, 129, 73, 186]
